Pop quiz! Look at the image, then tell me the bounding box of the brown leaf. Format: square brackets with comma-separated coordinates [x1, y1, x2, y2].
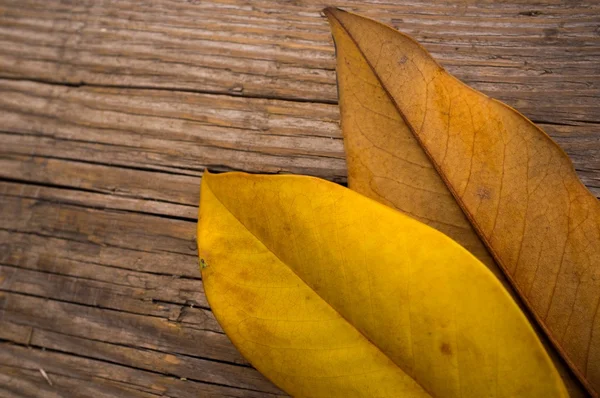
[326, 7, 600, 396]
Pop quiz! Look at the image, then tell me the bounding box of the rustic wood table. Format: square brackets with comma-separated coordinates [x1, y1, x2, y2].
[0, 1, 598, 397]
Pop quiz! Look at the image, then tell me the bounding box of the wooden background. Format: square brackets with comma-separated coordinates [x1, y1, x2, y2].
[0, 0, 598, 396]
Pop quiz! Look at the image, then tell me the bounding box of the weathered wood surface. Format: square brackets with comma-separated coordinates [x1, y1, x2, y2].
[0, 0, 598, 396]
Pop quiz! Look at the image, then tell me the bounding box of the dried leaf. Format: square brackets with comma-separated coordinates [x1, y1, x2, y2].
[198, 171, 566, 397]
[326, 7, 600, 395]
[326, 9, 589, 396]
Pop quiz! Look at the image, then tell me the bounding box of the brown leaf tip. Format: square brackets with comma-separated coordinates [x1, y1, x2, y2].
[322, 7, 345, 20]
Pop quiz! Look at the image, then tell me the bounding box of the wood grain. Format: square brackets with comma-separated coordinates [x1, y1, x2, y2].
[0, 0, 598, 396]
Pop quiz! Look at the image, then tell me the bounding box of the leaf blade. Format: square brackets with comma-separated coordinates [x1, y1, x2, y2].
[326, 7, 600, 396]
[198, 171, 567, 397]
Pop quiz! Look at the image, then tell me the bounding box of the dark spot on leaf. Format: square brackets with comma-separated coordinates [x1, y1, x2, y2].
[398, 55, 408, 65]
[199, 258, 208, 269]
[440, 342, 452, 355]
[476, 187, 492, 200]
[238, 268, 250, 280]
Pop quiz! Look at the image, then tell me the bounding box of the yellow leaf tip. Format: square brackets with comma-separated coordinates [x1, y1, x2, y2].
[203, 169, 219, 185]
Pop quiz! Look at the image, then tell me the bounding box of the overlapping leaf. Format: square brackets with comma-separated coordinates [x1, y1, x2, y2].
[325, 7, 600, 396]
[198, 171, 566, 397]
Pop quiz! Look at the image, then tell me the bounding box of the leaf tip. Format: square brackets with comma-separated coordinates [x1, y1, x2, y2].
[321, 7, 345, 22]
[202, 169, 217, 188]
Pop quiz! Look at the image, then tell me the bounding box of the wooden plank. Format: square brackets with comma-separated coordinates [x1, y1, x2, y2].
[0, 197, 195, 256]
[0, 0, 598, 113]
[0, 183, 286, 395]
[0, 79, 346, 181]
[0, 79, 597, 193]
[29, 328, 270, 393]
[0, 227, 197, 278]
[0, 320, 32, 345]
[0, 263, 186, 319]
[0, 174, 197, 219]
[0, 343, 281, 397]
[0, 184, 288, 391]
[0, 178, 285, 396]
[0, 291, 278, 392]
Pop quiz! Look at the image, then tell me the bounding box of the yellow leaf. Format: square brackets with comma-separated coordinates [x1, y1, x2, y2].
[325, 8, 600, 396]
[198, 171, 567, 397]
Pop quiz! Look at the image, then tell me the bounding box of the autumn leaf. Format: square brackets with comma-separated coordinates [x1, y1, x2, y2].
[325, 7, 600, 396]
[325, 8, 589, 397]
[197, 171, 567, 397]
